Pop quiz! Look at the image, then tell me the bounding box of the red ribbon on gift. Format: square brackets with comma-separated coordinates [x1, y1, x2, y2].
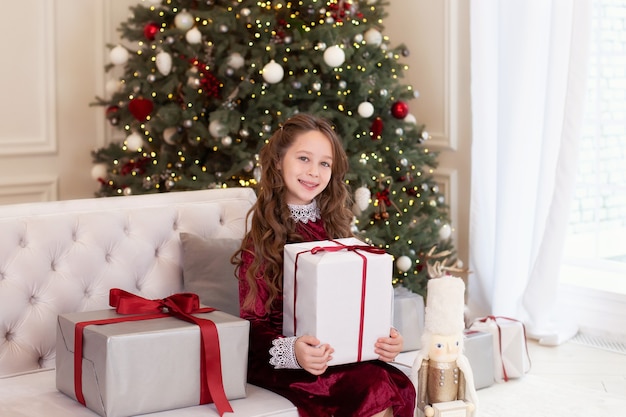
[293, 242, 386, 362]
[474, 315, 531, 382]
[73, 288, 233, 416]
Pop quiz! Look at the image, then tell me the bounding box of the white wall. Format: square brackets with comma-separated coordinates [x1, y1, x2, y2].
[0, 0, 471, 264]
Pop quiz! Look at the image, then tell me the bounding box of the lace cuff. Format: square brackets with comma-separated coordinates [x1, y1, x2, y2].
[269, 336, 301, 369]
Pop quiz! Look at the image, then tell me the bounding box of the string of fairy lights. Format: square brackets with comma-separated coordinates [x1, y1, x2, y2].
[94, 0, 455, 291]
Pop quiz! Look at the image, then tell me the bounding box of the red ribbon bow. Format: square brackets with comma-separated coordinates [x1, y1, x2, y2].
[375, 189, 391, 206]
[73, 289, 233, 416]
[293, 242, 385, 362]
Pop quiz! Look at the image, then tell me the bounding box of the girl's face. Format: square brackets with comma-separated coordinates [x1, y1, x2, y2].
[280, 130, 333, 205]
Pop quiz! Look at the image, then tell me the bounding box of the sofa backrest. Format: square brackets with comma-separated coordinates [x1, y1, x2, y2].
[0, 188, 256, 377]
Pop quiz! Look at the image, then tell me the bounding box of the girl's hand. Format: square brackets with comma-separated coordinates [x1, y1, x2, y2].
[295, 335, 334, 375]
[375, 327, 403, 362]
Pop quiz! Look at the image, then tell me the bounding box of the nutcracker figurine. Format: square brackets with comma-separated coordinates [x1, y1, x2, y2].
[411, 275, 478, 417]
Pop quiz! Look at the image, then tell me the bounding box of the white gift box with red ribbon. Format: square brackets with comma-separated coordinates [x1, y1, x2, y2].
[469, 316, 531, 382]
[283, 238, 393, 366]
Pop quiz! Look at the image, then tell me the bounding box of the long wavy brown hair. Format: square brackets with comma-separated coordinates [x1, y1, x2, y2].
[233, 113, 354, 313]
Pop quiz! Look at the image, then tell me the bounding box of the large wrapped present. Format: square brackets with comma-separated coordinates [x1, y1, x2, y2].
[393, 286, 424, 352]
[283, 237, 393, 366]
[56, 289, 249, 417]
[463, 329, 495, 389]
[469, 316, 531, 382]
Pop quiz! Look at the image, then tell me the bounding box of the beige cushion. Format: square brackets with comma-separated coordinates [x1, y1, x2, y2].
[180, 233, 241, 317]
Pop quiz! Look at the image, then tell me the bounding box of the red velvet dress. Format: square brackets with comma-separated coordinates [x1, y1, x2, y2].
[238, 218, 416, 417]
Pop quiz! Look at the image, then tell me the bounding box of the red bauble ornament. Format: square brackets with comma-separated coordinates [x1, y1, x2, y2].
[143, 22, 159, 41]
[128, 97, 154, 121]
[391, 101, 409, 119]
[371, 117, 383, 139]
[105, 105, 119, 117]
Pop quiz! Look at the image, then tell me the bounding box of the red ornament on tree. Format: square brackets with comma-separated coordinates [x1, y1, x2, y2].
[143, 22, 159, 41]
[371, 117, 383, 139]
[128, 97, 154, 121]
[105, 105, 119, 118]
[391, 101, 409, 119]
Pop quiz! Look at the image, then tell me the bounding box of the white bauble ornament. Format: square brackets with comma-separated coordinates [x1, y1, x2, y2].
[323, 45, 345, 67]
[396, 255, 412, 273]
[262, 60, 284, 84]
[105, 79, 122, 96]
[156, 51, 172, 76]
[404, 113, 417, 125]
[439, 223, 452, 240]
[110, 45, 129, 65]
[91, 163, 108, 180]
[354, 186, 371, 211]
[163, 127, 177, 144]
[357, 102, 375, 118]
[125, 132, 144, 150]
[174, 10, 195, 30]
[227, 52, 245, 69]
[208, 119, 225, 138]
[364, 28, 383, 46]
[221, 136, 232, 146]
[185, 27, 202, 44]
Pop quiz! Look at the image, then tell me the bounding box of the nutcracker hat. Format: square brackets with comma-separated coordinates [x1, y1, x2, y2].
[424, 275, 465, 336]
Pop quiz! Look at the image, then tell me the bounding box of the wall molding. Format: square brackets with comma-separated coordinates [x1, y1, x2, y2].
[0, 176, 58, 205]
[426, 0, 458, 152]
[432, 167, 458, 243]
[0, 0, 57, 156]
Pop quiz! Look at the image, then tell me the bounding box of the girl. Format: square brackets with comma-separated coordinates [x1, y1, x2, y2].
[233, 113, 416, 417]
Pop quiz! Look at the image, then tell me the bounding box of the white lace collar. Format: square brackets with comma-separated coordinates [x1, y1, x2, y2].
[288, 200, 321, 224]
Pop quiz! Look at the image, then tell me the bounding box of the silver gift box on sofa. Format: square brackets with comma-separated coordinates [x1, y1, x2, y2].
[56, 307, 249, 417]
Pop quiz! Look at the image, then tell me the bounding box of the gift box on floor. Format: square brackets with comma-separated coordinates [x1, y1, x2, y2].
[393, 286, 424, 352]
[469, 316, 531, 382]
[56, 290, 249, 417]
[283, 237, 393, 366]
[463, 329, 495, 389]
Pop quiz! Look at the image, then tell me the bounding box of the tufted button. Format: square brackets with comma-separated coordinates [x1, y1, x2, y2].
[172, 220, 179, 231]
[5, 330, 13, 341]
[84, 288, 92, 298]
[219, 216, 225, 225]
[19, 237, 28, 248]
[50, 260, 57, 271]
[29, 294, 38, 305]
[154, 247, 160, 257]
[105, 252, 112, 262]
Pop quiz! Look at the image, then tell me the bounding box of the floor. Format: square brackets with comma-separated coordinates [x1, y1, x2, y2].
[521, 337, 626, 396]
[475, 336, 626, 415]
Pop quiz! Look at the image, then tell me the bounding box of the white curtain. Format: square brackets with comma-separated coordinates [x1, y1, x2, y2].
[467, 0, 591, 345]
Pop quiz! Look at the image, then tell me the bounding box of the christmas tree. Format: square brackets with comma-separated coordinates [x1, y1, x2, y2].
[91, 0, 455, 295]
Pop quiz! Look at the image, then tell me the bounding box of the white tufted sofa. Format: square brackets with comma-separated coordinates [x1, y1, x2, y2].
[0, 188, 298, 417]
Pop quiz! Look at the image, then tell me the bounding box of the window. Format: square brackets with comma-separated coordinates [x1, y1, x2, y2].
[561, 0, 626, 296]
